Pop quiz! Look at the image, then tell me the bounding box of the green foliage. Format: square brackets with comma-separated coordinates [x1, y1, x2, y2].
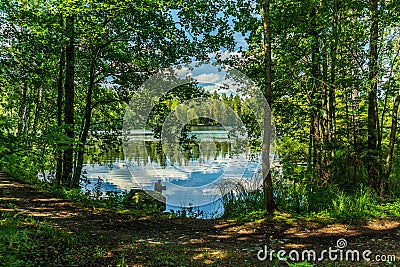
[222, 189, 264, 220]
[1, 0, 400, 223]
[46, 186, 163, 215]
[273, 168, 384, 221]
[116, 253, 128, 267]
[387, 155, 400, 198]
[330, 185, 377, 219]
[0, 0, 236, 187]
[286, 261, 314, 267]
[168, 206, 205, 219]
[40, 181, 165, 215]
[0, 212, 90, 266]
[221, 166, 400, 222]
[0, 154, 40, 184]
[376, 200, 400, 218]
[277, 136, 308, 164]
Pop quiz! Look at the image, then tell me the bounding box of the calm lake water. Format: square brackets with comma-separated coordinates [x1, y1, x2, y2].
[82, 126, 262, 218]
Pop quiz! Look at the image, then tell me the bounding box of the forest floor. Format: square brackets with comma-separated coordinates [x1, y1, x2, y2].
[0, 173, 399, 267]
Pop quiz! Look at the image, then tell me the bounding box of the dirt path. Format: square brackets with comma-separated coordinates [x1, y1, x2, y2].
[1, 173, 399, 266]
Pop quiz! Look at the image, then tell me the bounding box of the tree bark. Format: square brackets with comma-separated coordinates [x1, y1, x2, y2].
[17, 73, 28, 138]
[56, 10, 65, 185]
[351, 84, 359, 185]
[349, 10, 360, 185]
[32, 84, 42, 134]
[321, 38, 329, 181]
[308, 122, 313, 171]
[63, 15, 75, 187]
[17, 0, 28, 139]
[310, 6, 321, 179]
[73, 47, 101, 187]
[367, 0, 379, 191]
[262, 0, 276, 212]
[329, 0, 339, 142]
[382, 95, 399, 196]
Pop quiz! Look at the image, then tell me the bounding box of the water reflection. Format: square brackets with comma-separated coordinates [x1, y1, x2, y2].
[83, 126, 261, 218]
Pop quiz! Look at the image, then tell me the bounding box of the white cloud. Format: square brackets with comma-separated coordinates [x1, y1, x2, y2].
[193, 72, 224, 84]
[173, 66, 190, 76]
[208, 50, 243, 61]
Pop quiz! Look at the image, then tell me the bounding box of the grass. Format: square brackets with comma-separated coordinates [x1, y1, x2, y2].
[0, 212, 93, 266]
[1, 166, 399, 266]
[110, 242, 249, 267]
[0, 211, 257, 267]
[1, 178, 398, 267]
[2, 210, 391, 267]
[221, 181, 400, 223]
[35, 181, 165, 217]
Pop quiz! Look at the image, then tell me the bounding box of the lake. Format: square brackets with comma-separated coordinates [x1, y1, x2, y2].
[82, 126, 263, 218]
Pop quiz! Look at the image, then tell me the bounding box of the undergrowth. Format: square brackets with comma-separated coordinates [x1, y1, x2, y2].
[32, 177, 166, 216]
[221, 179, 400, 222]
[0, 212, 92, 266]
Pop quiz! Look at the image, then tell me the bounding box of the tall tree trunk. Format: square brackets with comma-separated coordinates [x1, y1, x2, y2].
[351, 84, 359, 185]
[262, 0, 276, 212]
[310, 6, 321, 179]
[73, 47, 101, 187]
[63, 15, 75, 187]
[321, 38, 329, 182]
[17, 73, 28, 137]
[344, 88, 352, 183]
[367, 0, 379, 191]
[379, 49, 400, 171]
[32, 84, 42, 134]
[308, 122, 313, 171]
[329, 0, 339, 142]
[380, 48, 400, 196]
[56, 11, 65, 185]
[17, 0, 28, 138]
[382, 95, 399, 197]
[350, 11, 359, 185]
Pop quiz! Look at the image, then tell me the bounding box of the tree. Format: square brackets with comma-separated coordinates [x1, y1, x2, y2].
[261, 0, 276, 211]
[62, 14, 75, 186]
[56, 9, 65, 185]
[367, 0, 379, 191]
[0, 0, 236, 187]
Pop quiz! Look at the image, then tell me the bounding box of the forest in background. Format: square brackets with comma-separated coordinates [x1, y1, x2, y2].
[0, 0, 400, 215]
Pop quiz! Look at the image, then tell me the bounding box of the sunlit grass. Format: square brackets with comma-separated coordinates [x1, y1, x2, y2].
[0, 212, 91, 266]
[220, 183, 400, 223]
